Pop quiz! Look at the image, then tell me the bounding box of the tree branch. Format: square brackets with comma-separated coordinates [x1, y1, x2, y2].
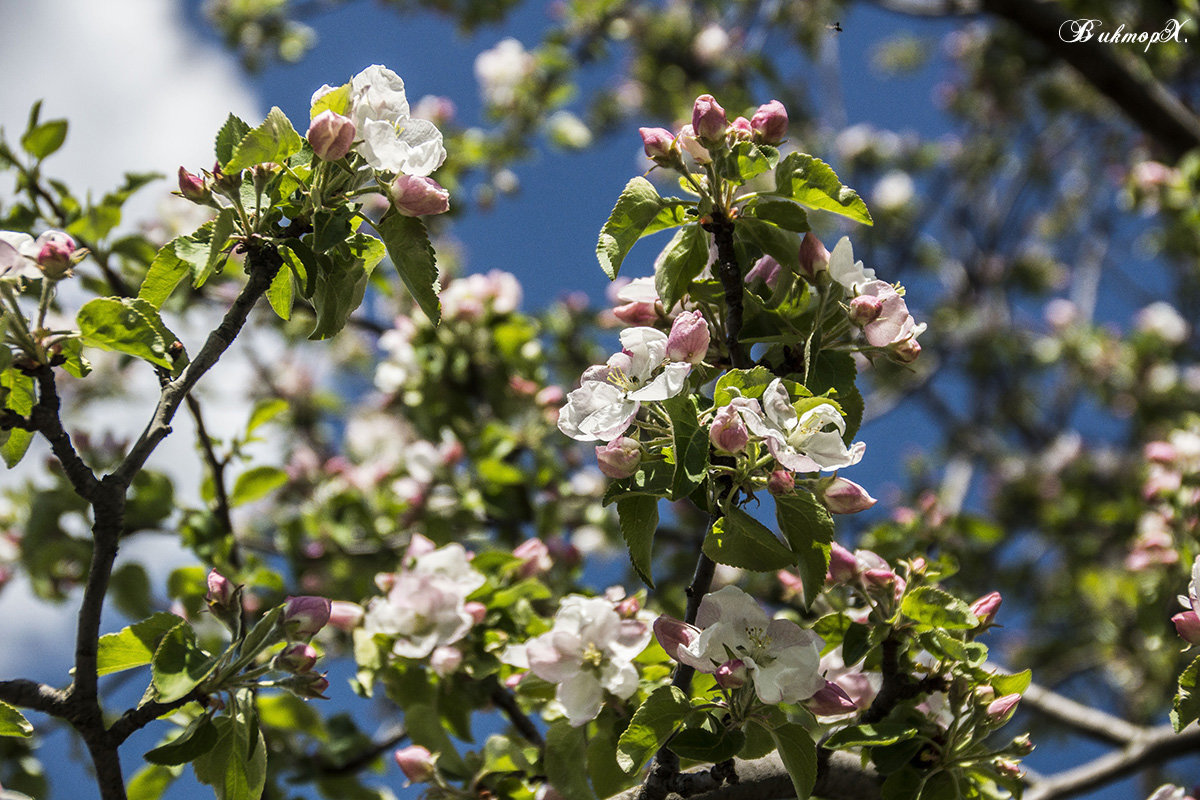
[1020, 679, 1142, 746]
[490, 680, 545, 749]
[621, 750, 882, 800]
[0, 679, 70, 717]
[107, 690, 206, 745]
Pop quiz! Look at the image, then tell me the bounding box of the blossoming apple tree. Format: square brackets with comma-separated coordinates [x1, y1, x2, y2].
[0, 57, 1198, 800]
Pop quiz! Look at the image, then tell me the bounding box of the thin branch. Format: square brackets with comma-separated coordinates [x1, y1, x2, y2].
[11, 365, 100, 500]
[620, 750, 882, 800]
[184, 394, 237, 554]
[1020, 679, 1142, 746]
[0, 679, 70, 717]
[1024, 725, 1200, 800]
[490, 681, 545, 749]
[107, 690, 207, 744]
[308, 725, 409, 776]
[114, 239, 283, 486]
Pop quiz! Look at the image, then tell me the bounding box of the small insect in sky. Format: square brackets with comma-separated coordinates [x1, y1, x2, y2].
[827, 21, 843, 32]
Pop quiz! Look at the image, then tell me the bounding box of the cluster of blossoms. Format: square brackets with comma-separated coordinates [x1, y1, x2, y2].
[1129, 424, 1200, 571]
[361, 535, 486, 672]
[502, 591, 651, 726]
[1172, 556, 1200, 645]
[0, 229, 80, 283]
[205, 570, 335, 698]
[639, 94, 791, 167]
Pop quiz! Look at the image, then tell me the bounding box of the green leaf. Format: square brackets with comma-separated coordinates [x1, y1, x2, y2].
[307, 236, 381, 340]
[225, 107, 303, 172]
[597, 177, 666, 279]
[1172, 654, 1200, 732]
[1, 368, 35, 468]
[265, 261, 294, 320]
[714, 366, 791, 406]
[97, 612, 185, 676]
[662, 394, 707, 501]
[310, 83, 350, 117]
[230, 606, 284, 673]
[773, 153, 873, 226]
[775, 492, 834, 608]
[230, 466, 287, 506]
[545, 721, 597, 800]
[586, 713, 633, 799]
[194, 208, 236, 288]
[615, 685, 690, 774]
[642, 201, 694, 237]
[990, 669, 1032, 697]
[737, 217, 800, 275]
[145, 715, 219, 766]
[900, 586, 979, 631]
[654, 224, 708, 311]
[127, 764, 180, 800]
[215, 114, 252, 168]
[377, 214, 441, 324]
[746, 199, 809, 232]
[824, 721, 919, 749]
[77, 297, 186, 371]
[138, 240, 191, 308]
[193, 712, 267, 800]
[667, 712, 745, 763]
[151, 623, 219, 703]
[703, 506, 795, 572]
[245, 398, 288, 436]
[766, 722, 817, 799]
[808, 351, 863, 441]
[617, 494, 659, 587]
[725, 141, 778, 182]
[21, 119, 68, 160]
[0, 700, 33, 738]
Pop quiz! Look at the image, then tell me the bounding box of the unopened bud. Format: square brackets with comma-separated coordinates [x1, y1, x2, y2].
[891, 337, 922, 364]
[767, 469, 795, 496]
[328, 601, 364, 631]
[465, 601, 488, 625]
[177, 167, 211, 204]
[1174, 611, 1200, 645]
[283, 595, 331, 640]
[430, 645, 463, 677]
[692, 94, 728, 143]
[206, 569, 236, 610]
[390, 175, 450, 217]
[727, 116, 752, 142]
[513, 537, 552, 577]
[678, 124, 711, 164]
[282, 671, 330, 699]
[710, 405, 750, 454]
[653, 615, 699, 661]
[639, 127, 678, 166]
[994, 758, 1022, 779]
[715, 659, 748, 689]
[307, 110, 356, 161]
[987, 693, 1021, 725]
[750, 100, 788, 145]
[745, 255, 782, 290]
[596, 436, 642, 479]
[970, 591, 1002, 627]
[274, 643, 319, 673]
[807, 680, 858, 716]
[35, 231, 76, 280]
[394, 745, 436, 785]
[799, 233, 831, 280]
[616, 596, 642, 618]
[827, 542, 859, 583]
[1010, 733, 1035, 755]
[666, 310, 710, 364]
[848, 295, 883, 327]
[821, 477, 877, 514]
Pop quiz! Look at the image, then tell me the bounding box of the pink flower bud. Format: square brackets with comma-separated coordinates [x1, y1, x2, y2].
[750, 100, 788, 145]
[616, 596, 642, 618]
[767, 469, 795, 496]
[465, 601, 488, 625]
[677, 124, 712, 164]
[430, 645, 463, 677]
[799, 233, 831, 280]
[206, 569, 236, 609]
[283, 671, 330, 699]
[821, 477, 877, 514]
[994, 758, 1022, 779]
[891, 337, 922, 364]
[727, 116, 752, 142]
[715, 659, 748, 689]
[692, 94, 728, 142]
[987, 693, 1021, 724]
[283, 596, 331, 640]
[328, 601, 364, 631]
[394, 745, 436, 785]
[863, 568, 900, 590]
[177, 167, 210, 203]
[806, 680, 858, 716]
[307, 110, 356, 161]
[596, 436, 642, 479]
[969, 591, 1002, 627]
[639, 127, 678, 166]
[1145, 441, 1177, 464]
[1010, 733, 1034, 755]
[34, 231, 75, 280]
[777, 569, 804, 597]
[1174, 611, 1200, 644]
[654, 615, 700, 662]
[848, 295, 883, 327]
[513, 537, 553, 577]
[666, 311, 710, 364]
[710, 405, 750, 454]
[745, 255, 782, 290]
[274, 643, 319, 673]
[827, 542, 859, 583]
[390, 175, 450, 217]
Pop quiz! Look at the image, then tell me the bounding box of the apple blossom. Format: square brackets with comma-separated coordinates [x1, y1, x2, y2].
[665, 311, 710, 364]
[677, 124, 711, 164]
[328, 600, 365, 631]
[474, 38, 534, 107]
[727, 116, 753, 141]
[307, 110, 355, 161]
[666, 585, 825, 705]
[364, 572, 478, 658]
[970, 591, 1003, 627]
[35, 231, 76, 280]
[820, 477, 877, 514]
[987, 693, 1021, 724]
[740, 379, 866, 472]
[0, 231, 43, 281]
[394, 745, 436, 785]
[611, 277, 662, 325]
[653, 615, 700, 659]
[767, 470, 795, 496]
[639, 127, 678, 166]
[709, 403, 750, 454]
[595, 436, 642, 479]
[282, 671, 330, 699]
[206, 569, 236, 609]
[274, 643, 319, 673]
[283, 596, 332, 640]
[745, 255, 782, 290]
[715, 658, 748, 689]
[848, 294, 883, 327]
[348, 65, 446, 177]
[692, 94, 727, 143]
[177, 167, 210, 204]
[856, 280, 926, 349]
[1173, 611, 1200, 645]
[828, 236, 877, 293]
[510, 595, 651, 726]
[512, 537, 553, 577]
[389, 174, 450, 217]
[807, 681, 858, 716]
[750, 99, 788, 144]
[557, 327, 693, 442]
[799, 232, 831, 281]
[430, 645, 464, 677]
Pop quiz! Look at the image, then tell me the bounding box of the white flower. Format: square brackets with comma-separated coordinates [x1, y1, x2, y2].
[546, 111, 592, 150]
[0, 232, 42, 281]
[349, 65, 446, 177]
[557, 327, 692, 442]
[741, 379, 865, 472]
[1135, 301, 1189, 346]
[673, 586, 824, 705]
[872, 170, 915, 212]
[858, 280, 926, 348]
[475, 38, 534, 107]
[511, 595, 650, 726]
[828, 237, 876, 294]
[364, 572, 476, 658]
